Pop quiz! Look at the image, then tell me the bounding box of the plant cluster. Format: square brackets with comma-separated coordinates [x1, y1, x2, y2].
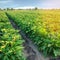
[0, 11, 25, 60]
[7, 10, 60, 57]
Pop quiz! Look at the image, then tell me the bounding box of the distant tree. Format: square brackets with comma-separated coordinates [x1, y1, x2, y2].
[0, 8, 2, 10]
[11, 8, 14, 10]
[3, 9, 6, 10]
[35, 7, 38, 10]
[7, 8, 10, 10]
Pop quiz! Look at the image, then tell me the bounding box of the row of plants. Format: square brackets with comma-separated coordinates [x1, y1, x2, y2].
[6, 10, 60, 57]
[0, 11, 26, 60]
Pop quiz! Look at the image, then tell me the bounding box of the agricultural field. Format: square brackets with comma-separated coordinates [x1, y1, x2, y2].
[6, 9, 60, 57]
[0, 9, 60, 60]
[0, 11, 25, 60]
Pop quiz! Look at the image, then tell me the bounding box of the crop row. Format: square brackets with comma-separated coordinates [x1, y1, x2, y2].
[6, 10, 60, 57]
[0, 11, 25, 60]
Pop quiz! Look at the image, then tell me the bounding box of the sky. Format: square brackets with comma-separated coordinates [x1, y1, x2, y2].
[0, 0, 60, 9]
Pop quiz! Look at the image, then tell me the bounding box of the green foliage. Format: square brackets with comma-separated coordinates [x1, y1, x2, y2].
[6, 10, 60, 57]
[0, 11, 26, 60]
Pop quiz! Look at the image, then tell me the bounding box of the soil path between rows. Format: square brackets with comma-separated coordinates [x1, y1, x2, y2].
[6, 15, 49, 60]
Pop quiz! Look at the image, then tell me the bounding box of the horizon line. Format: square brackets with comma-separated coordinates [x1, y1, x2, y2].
[1, 7, 60, 9]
